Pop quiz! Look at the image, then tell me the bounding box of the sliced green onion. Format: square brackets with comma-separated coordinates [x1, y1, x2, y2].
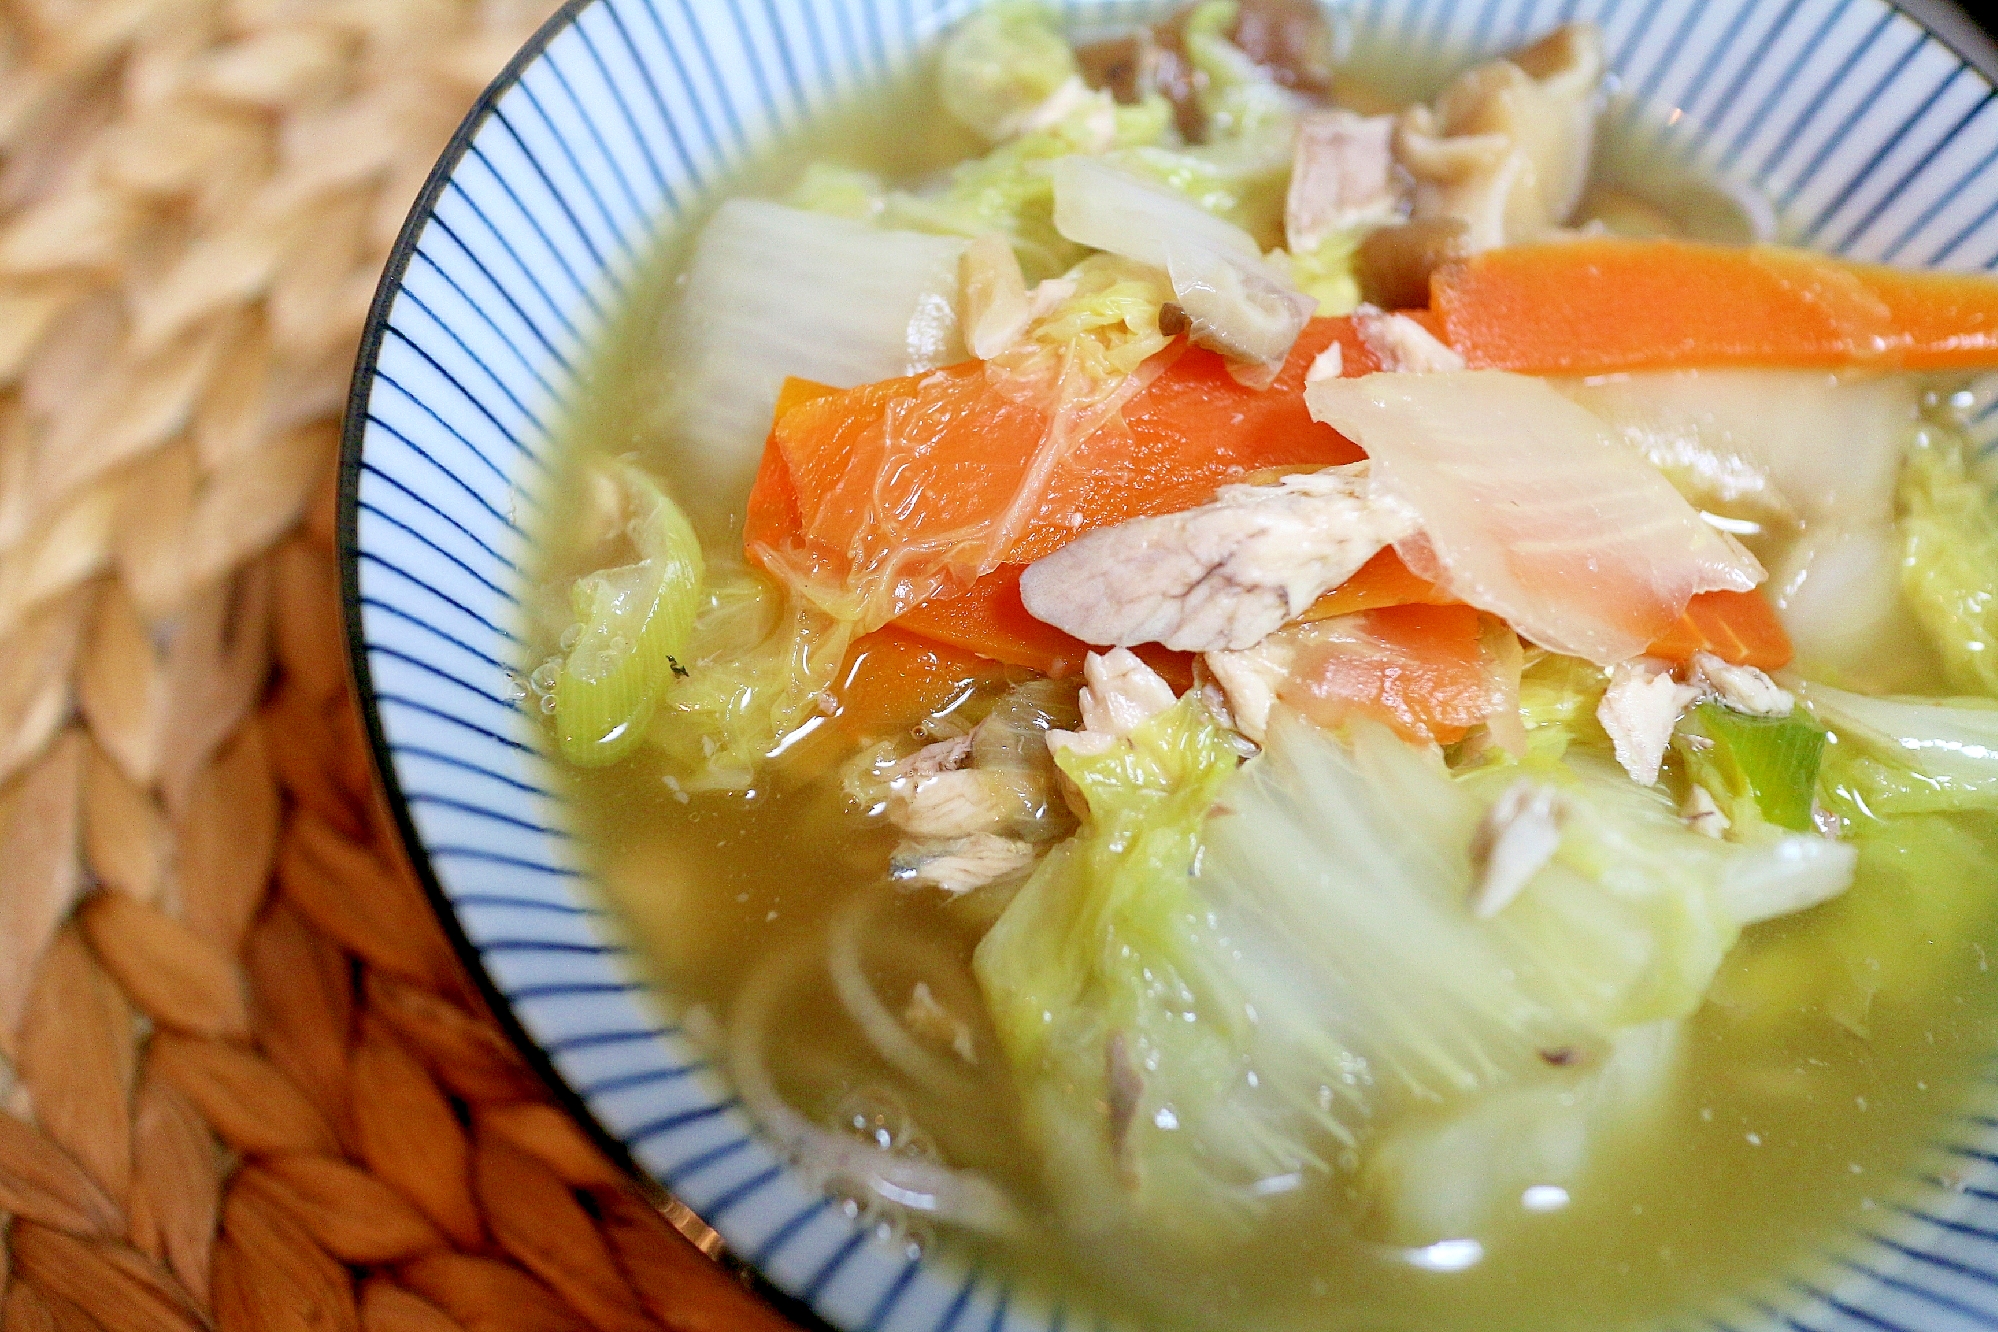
[553, 464, 704, 766]
[1672, 701, 1826, 834]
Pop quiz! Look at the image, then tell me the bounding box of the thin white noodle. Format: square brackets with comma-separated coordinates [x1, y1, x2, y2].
[824, 894, 985, 1103]
[728, 939, 1023, 1239]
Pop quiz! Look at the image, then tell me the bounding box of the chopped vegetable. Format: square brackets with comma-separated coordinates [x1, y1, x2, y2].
[1710, 813, 1993, 1037]
[1306, 371, 1766, 666]
[787, 163, 889, 222]
[1051, 156, 1314, 377]
[664, 202, 967, 513]
[879, 89, 1175, 280]
[1672, 701, 1826, 835]
[936, 2, 1082, 142]
[1199, 717, 1777, 1128]
[1271, 228, 1364, 316]
[1301, 546, 1456, 620]
[1306, 555, 1791, 670]
[1515, 652, 1612, 762]
[749, 320, 1365, 628]
[1004, 252, 1177, 386]
[1900, 424, 1998, 697]
[1433, 239, 1998, 375]
[1182, 0, 1299, 140]
[975, 694, 1339, 1240]
[1363, 1021, 1680, 1246]
[1079, 4, 1306, 252]
[1558, 368, 1920, 532]
[1646, 589, 1793, 670]
[641, 563, 850, 792]
[833, 627, 1003, 741]
[553, 465, 704, 766]
[1279, 604, 1503, 746]
[1804, 681, 1998, 821]
[895, 564, 1091, 677]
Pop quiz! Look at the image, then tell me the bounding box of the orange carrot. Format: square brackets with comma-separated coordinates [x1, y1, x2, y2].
[1301, 547, 1458, 620]
[895, 564, 1092, 677]
[757, 322, 1368, 592]
[742, 377, 836, 557]
[1645, 588, 1793, 670]
[1432, 238, 1998, 375]
[1281, 603, 1494, 745]
[833, 626, 1002, 737]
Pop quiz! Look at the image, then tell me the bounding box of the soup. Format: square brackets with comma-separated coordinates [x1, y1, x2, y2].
[523, 4, 1998, 1328]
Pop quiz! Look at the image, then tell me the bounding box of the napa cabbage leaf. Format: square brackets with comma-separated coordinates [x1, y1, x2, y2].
[976, 701, 1852, 1243]
[936, 1, 1081, 142]
[640, 563, 850, 792]
[973, 695, 1353, 1242]
[1709, 812, 1996, 1038]
[881, 101, 1176, 279]
[1182, 0, 1300, 142]
[1270, 228, 1363, 316]
[1514, 650, 1611, 762]
[1900, 423, 1998, 697]
[1801, 680, 1998, 822]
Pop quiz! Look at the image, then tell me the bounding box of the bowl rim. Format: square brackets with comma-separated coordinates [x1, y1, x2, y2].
[332, 0, 838, 1323]
[334, 1, 1998, 1329]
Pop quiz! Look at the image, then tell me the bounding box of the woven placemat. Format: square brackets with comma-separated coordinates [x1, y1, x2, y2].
[0, 1, 800, 1327]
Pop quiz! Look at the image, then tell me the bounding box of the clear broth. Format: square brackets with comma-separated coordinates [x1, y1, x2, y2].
[531, 46, 1998, 1332]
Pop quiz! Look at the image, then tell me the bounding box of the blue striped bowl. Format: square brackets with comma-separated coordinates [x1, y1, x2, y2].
[341, 2, 1998, 1329]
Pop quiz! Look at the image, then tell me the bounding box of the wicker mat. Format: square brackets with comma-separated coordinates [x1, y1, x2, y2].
[0, 2, 799, 1328]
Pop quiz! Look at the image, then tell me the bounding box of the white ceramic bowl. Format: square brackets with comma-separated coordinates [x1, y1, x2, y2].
[341, 2, 1998, 1328]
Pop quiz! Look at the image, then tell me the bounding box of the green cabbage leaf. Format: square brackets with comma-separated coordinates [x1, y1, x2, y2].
[1802, 679, 1998, 822]
[1900, 423, 1998, 697]
[974, 695, 1350, 1242]
[640, 562, 849, 792]
[936, 2, 1081, 142]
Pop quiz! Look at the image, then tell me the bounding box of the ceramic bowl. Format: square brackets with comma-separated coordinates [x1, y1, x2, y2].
[341, 2, 1998, 1328]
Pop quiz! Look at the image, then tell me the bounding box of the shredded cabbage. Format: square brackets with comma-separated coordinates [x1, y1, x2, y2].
[882, 98, 1175, 280]
[1089, 0, 1308, 250]
[1271, 228, 1363, 316]
[642, 562, 850, 792]
[1003, 254, 1175, 387]
[1900, 423, 1998, 697]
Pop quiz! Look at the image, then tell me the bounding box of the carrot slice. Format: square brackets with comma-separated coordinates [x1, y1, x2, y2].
[834, 626, 1001, 738]
[1280, 603, 1493, 746]
[1645, 588, 1793, 670]
[742, 377, 838, 558]
[1300, 547, 1459, 621]
[896, 564, 1092, 678]
[1432, 238, 1998, 375]
[762, 321, 1370, 594]
[895, 565, 1196, 689]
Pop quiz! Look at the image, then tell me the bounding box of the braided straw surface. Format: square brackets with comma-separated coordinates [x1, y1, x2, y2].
[0, 0, 800, 1327]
